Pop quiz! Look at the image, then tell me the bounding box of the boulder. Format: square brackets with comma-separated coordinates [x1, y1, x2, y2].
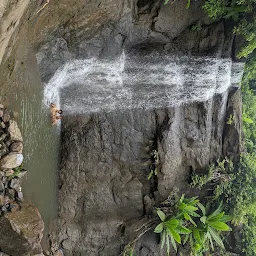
[10, 141, 23, 153]
[8, 120, 23, 142]
[0, 153, 23, 169]
[0, 203, 44, 256]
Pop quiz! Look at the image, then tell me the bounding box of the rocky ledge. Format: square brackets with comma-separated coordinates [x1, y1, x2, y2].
[0, 105, 44, 256]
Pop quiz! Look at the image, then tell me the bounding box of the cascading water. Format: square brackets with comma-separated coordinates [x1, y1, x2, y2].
[43, 53, 244, 113]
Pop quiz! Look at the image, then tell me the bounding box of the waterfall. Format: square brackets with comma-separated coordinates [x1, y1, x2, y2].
[43, 53, 244, 113]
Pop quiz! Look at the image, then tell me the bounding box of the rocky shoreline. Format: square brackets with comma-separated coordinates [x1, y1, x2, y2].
[0, 105, 44, 256]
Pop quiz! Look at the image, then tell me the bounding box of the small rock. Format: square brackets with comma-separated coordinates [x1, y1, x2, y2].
[5, 170, 14, 177]
[10, 141, 23, 153]
[9, 178, 20, 191]
[0, 182, 4, 193]
[0, 153, 23, 169]
[3, 110, 10, 123]
[0, 195, 4, 206]
[1, 122, 5, 129]
[0, 134, 7, 141]
[5, 141, 11, 147]
[6, 188, 15, 200]
[0, 104, 4, 109]
[8, 120, 23, 141]
[17, 191, 23, 201]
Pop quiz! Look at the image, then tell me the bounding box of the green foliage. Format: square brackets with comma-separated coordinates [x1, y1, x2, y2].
[186, 202, 232, 255]
[148, 150, 159, 180]
[191, 158, 233, 193]
[154, 195, 231, 255]
[226, 114, 235, 125]
[203, 0, 256, 58]
[9, 165, 24, 179]
[164, 0, 191, 9]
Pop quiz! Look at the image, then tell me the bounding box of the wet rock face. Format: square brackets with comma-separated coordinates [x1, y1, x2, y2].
[0, 203, 44, 256]
[58, 88, 242, 255]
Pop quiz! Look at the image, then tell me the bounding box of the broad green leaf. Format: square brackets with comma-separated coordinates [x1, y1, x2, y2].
[208, 221, 231, 231]
[170, 233, 177, 252]
[243, 116, 254, 123]
[165, 218, 179, 227]
[161, 230, 166, 249]
[200, 216, 206, 224]
[207, 212, 224, 222]
[157, 210, 166, 222]
[219, 215, 232, 223]
[208, 227, 225, 249]
[208, 202, 223, 220]
[168, 228, 181, 244]
[184, 212, 190, 220]
[193, 229, 201, 243]
[179, 202, 186, 210]
[188, 211, 200, 217]
[154, 223, 164, 233]
[185, 205, 198, 212]
[197, 202, 206, 215]
[176, 225, 192, 234]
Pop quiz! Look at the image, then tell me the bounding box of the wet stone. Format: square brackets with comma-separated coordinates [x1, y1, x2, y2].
[0, 182, 4, 193]
[8, 120, 23, 142]
[0, 195, 4, 206]
[9, 178, 20, 191]
[3, 110, 10, 123]
[0, 153, 23, 169]
[0, 134, 7, 141]
[5, 169, 14, 177]
[10, 141, 23, 153]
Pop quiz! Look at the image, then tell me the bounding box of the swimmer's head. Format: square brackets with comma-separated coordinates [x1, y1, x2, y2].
[50, 103, 56, 108]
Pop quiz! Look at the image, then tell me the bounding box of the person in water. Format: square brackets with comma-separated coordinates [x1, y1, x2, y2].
[50, 103, 63, 125]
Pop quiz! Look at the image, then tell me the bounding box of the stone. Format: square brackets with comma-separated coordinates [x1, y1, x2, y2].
[8, 120, 23, 142]
[1, 122, 5, 129]
[9, 178, 20, 191]
[0, 181, 4, 193]
[0, 153, 23, 169]
[0, 104, 4, 109]
[3, 111, 10, 123]
[0, 203, 44, 256]
[10, 141, 23, 153]
[0, 195, 4, 206]
[5, 170, 14, 177]
[0, 133, 6, 141]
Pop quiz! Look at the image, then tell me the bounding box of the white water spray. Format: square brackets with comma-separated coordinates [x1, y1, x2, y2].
[43, 53, 244, 113]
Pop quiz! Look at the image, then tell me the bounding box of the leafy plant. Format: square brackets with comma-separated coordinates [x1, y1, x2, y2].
[226, 114, 235, 125]
[176, 195, 200, 226]
[185, 202, 232, 255]
[154, 209, 191, 254]
[154, 196, 231, 255]
[148, 150, 159, 180]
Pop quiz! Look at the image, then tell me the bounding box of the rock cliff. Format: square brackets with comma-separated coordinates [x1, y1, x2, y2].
[0, 0, 243, 255]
